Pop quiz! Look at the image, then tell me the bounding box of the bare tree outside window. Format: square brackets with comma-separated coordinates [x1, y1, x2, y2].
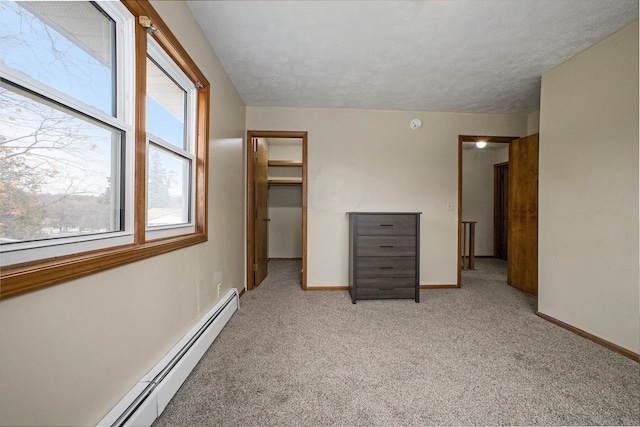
[147, 145, 190, 227]
[0, 1, 121, 243]
[0, 87, 120, 242]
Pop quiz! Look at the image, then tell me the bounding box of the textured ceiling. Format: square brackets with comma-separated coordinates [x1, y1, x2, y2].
[187, 1, 638, 115]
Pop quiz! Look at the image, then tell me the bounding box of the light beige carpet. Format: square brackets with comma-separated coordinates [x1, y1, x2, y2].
[153, 259, 639, 426]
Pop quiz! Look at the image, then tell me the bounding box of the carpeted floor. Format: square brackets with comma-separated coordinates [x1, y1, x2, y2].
[153, 259, 639, 426]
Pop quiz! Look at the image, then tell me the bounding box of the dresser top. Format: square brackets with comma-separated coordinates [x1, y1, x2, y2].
[347, 212, 422, 215]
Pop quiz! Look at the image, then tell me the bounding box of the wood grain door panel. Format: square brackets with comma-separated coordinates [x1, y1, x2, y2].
[254, 137, 269, 286]
[507, 134, 539, 295]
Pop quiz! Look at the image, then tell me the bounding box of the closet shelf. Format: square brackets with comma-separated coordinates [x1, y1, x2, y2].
[268, 179, 302, 186]
[268, 160, 302, 167]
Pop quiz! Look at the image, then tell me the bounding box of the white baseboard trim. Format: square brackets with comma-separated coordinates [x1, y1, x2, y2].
[97, 289, 239, 427]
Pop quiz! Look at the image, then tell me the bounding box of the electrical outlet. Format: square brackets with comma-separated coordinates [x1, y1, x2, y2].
[447, 201, 454, 211]
[217, 283, 222, 299]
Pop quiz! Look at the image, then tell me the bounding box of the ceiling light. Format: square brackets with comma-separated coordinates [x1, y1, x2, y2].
[476, 141, 487, 148]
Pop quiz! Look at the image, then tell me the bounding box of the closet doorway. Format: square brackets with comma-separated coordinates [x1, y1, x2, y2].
[246, 131, 307, 291]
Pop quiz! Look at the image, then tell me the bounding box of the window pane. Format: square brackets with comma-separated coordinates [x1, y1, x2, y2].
[0, 1, 116, 116]
[146, 57, 186, 149]
[147, 144, 190, 227]
[0, 87, 123, 243]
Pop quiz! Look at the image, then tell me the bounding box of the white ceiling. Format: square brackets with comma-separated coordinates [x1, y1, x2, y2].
[187, 0, 638, 115]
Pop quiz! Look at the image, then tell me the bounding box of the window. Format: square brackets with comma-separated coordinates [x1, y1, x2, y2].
[145, 40, 196, 238]
[0, 0, 134, 265]
[0, 0, 210, 298]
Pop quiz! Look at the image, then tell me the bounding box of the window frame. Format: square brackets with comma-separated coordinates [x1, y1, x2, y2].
[0, 0, 136, 263]
[0, 81, 134, 265]
[0, 0, 209, 299]
[145, 36, 197, 239]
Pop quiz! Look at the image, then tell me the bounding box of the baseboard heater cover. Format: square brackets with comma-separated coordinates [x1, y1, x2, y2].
[97, 289, 239, 427]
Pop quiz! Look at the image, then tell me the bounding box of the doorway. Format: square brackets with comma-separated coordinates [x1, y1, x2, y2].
[457, 135, 517, 286]
[457, 134, 539, 296]
[246, 131, 307, 291]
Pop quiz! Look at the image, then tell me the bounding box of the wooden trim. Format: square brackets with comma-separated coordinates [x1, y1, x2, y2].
[301, 132, 308, 290]
[306, 286, 350, 291]
[493, 161, 508, 258]
[494, 163, 499, 258]
[246, 131, 308, 292]
[459, 136, 518, 144]
[1, 234, 206, 299]
[457, 136, 463, 286]
[250, 131, 308, 139]
[537, 312, 640, 363]
[420, 284, 459, 289]
[121, 1, 209, 87]
[196, 85, 210, 236]
[133, 16, 147, 244]
[246, 136, 256, 291]
[238, 288, 246, 298]
[1, 0, 210, 300]
[268, 160, 302, 167]
[457, 135, 519, 286]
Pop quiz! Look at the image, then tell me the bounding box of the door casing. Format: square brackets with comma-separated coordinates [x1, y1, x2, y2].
[494, 162, 509, 260]
[246, 130, 308, 291]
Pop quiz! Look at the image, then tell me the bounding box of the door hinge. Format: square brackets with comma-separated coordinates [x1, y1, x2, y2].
[253, 264, 258, 272]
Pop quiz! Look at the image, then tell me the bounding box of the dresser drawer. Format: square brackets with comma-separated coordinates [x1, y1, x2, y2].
[355, 214, 416, 236]
[356, 257, 416, 278]
[356, 236, 416, 257]
[356, 286, 416, 300]
[356, 277, 416, 288]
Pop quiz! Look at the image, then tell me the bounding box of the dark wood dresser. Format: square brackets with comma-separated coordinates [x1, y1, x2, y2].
[347, 212, 421, 303]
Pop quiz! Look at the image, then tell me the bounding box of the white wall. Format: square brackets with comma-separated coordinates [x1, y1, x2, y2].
[0, 2, 247, 426]
[527, 110, 540, 135]
[462, 145, 509, 256]
[269, 143, 303, 161]
[269, 186, 303, 258]
[247, 108, 527, 287]
[538, 21, 639, 353]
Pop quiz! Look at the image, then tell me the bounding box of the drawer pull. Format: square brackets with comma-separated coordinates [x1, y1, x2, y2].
[380, 245, 394, 248]
[380, 224, 394, 227]
[379, 266, 394, 270]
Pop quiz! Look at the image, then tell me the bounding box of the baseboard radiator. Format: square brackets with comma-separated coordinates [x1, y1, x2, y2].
[98, 289, 240, 427]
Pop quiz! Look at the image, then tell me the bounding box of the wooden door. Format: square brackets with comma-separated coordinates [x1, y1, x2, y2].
[254, 137, 269, 286]
[494, 162, 509, 260]
[507, 134, 538, 295]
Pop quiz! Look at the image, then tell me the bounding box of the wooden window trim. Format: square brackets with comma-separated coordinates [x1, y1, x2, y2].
[0, 0, 209, 299]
